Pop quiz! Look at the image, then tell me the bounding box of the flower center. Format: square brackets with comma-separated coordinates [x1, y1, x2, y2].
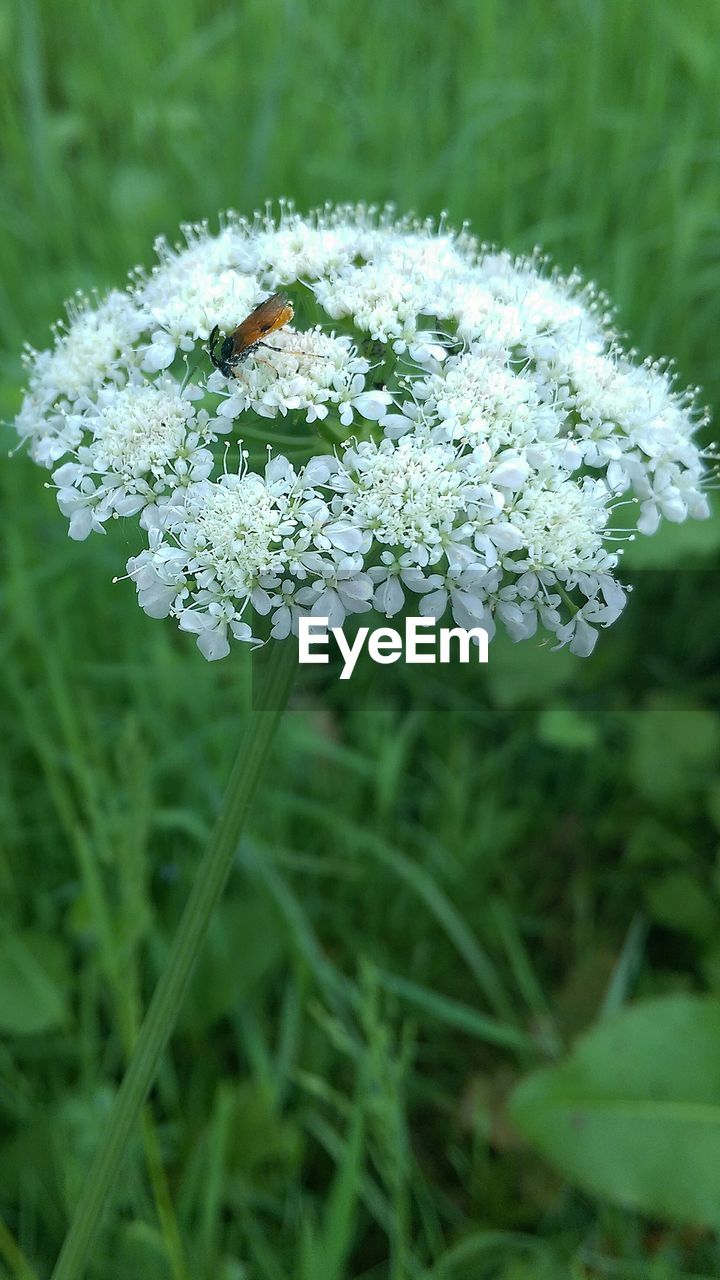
[345, 441, 471, 548]
[191, 478, 289, 595]
[92, 385, 193, 478]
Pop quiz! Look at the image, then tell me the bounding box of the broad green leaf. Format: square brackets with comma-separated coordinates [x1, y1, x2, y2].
[510, 995, 720, 1227]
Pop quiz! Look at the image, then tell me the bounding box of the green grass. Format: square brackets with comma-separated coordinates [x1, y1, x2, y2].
[2, 1, 720, 1277]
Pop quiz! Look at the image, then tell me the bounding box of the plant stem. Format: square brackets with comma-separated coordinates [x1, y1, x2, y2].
[0, 1217, 39, 1280]
[51, 640, 297, 1280]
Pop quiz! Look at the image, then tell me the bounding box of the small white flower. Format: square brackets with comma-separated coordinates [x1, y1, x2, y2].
[16, 292, 146, 465]
[181, 471, 294, 598]
[51, 378, 215, 539]
[369, 552, 429, 617]
[504, 475, 615, 575]
[23, 292, 145, 406]
[416, 564, 499, 633]
[547, 348, 707, 531]
[177, 605, 258, 662]
[248, 206, 381, 283]
[312, 260, 443, 345]
[296, 555, 374, 629]
[328, 436, 489, 557]
[413, 352, 563, 455]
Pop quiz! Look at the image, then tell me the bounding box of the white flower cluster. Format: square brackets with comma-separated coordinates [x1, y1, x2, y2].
[14, 203, 711, 660]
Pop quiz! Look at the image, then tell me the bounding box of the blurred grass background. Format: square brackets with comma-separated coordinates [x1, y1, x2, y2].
[1, 1, 720, 1277]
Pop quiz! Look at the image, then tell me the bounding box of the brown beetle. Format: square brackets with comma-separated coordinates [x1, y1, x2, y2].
[207, 292, 295, 377]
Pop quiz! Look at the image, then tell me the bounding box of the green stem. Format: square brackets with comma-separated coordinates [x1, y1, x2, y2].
[0, 1216, 39, 1280]
[51, 640, 297, 1280]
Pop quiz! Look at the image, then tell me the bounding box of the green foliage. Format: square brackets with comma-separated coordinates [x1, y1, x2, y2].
[0, 931, 69, 1036]
[1, 0, 720, 1277]
[511, 996, 720, 1229]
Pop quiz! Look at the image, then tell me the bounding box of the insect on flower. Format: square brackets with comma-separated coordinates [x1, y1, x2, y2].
[207, 291, 295, 378]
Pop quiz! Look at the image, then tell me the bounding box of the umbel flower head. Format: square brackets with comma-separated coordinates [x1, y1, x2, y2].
[14, 202, 712, 660]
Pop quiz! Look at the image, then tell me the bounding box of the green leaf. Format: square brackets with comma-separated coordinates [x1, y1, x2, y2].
[644, 871, 719, 941]
[377, 970, 536, 1053]
[225, 1082, 301, 1189]
[181, 889, 287, 1031]
[536, 709, 600, 751]
[311, 1106, 364, 1280]
[510, 995, 720, 1227]
[629, 708, 720, 804]
[0, 930, 69, 1036]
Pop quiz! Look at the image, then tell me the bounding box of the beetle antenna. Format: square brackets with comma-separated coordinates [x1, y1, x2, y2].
[181, 327, 221, 390]
[207, 324, 221, 370]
